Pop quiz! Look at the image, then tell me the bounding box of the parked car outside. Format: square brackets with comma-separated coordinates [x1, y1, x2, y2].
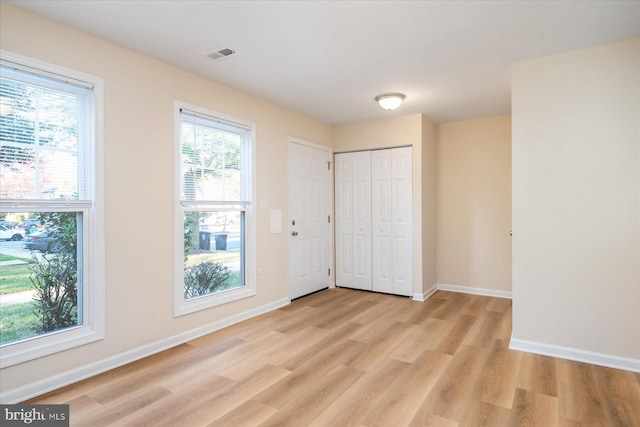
[0, 225, 24, 241]
[20, 220, 42, 234]
[0, 225, 25, 241]
[0, 220, 19, 229]
[22, 230, 61, 253]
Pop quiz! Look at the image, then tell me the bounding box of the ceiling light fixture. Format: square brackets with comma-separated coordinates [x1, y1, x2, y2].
[375, 93, 405, 110]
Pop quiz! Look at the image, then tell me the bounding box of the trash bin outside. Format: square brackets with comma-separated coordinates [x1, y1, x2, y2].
[199, 231, 211, 250]
[214, 233, 227, 251]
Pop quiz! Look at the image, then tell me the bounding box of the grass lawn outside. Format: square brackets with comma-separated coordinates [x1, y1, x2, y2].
[0, 253, 33, 263]
[186, 250, 240, 267]
[0, 263, 35, 294]
[222, 271, 241, 289]
[0, 254, 38, 344]
[0, 301, 38, 345]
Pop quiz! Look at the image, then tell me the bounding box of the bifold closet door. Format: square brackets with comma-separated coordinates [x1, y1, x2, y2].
[335, 151, 372, 290]
[371, 147, 412, 296]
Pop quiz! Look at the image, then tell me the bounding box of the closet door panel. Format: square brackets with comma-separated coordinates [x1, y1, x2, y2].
[390, 147, 413, 296]
[335, 151, 372, 290]
[372, 149, 393, 293]
[351, 151, 372, 290]
[335, 154, 353, 286]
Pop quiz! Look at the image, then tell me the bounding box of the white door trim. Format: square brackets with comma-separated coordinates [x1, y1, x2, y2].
[289, 137, 333, 154]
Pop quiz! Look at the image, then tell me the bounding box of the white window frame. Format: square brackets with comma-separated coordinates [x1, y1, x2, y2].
[0, 50, 105, 368]
[174, 101, 256, 317]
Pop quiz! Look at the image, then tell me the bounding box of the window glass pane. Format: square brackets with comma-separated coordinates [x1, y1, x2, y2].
[200, 168, 223, 201]
[0, 211, 81, 345]
[39, 149, 78, 199]
[180, 121, 196, 201]
[36, 89, 79, 151]
[223, 170, 241, 201]
[183, 211, 244, 300]
[0, 68, 87, 200]
[220, 132, 242, 201]
[0, 147, 36, 199]
[180, 114, 245, 202]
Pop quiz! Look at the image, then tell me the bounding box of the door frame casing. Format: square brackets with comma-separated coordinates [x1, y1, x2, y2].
[287, 137, 334, 300]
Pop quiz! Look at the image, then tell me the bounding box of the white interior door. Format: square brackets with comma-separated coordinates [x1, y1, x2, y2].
[372, 147, 412, 296]
[288, 140, 331, 299]
[335, 151, 372, 290]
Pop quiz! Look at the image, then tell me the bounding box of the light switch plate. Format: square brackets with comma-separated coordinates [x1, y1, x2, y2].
[270, 210, 282, 234]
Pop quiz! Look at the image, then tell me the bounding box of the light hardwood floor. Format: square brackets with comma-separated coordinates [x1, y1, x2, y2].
[28, 288, 640, 426]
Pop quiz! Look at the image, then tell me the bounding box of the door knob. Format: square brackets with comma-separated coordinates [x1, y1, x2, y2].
[291, 231, 299, 236]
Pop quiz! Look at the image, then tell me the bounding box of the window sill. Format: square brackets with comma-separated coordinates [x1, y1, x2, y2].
[0, 326, 104, 368]
[174, 285, 256, 317]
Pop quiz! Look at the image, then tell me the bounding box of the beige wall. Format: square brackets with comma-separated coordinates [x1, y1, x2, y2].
[421, 116, 438, 293]
[512, 38, 640, 360]
[334, 114, 437, 296]
[0, 4, 334, 394]
[436, 115, 512, 292]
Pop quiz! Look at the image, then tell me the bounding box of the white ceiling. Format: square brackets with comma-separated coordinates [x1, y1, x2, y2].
[7, 0, 640, 125]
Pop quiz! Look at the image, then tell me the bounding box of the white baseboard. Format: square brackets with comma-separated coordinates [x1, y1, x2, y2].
[412, 284, 437, 302]
[1, 297, 291, 404]
[437, 283, 512, 299]
[509, 337, 640, 373]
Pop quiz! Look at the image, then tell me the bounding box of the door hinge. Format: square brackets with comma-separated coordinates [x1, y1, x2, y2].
[328, 268, 331, 276]
[327, 161, 331, 170]
[328, 215, 331, 224]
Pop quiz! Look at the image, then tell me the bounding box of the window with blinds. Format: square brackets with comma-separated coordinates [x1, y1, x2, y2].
[175, 104, 255, 315]
[179, 110, 249, 205]
[0, 65, 91, 201]
[0, 53, 104, 367]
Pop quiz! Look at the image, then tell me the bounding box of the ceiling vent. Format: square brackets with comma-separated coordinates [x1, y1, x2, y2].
[208, 48, 236, 60]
